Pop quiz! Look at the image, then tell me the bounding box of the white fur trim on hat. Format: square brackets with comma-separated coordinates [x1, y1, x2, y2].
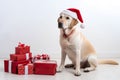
[60, 10, 77, 19]
[80, 23, 85, 29]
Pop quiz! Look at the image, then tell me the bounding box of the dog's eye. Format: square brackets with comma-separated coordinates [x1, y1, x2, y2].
[66, 17, 70, 20]
[60, 16, 62, 19]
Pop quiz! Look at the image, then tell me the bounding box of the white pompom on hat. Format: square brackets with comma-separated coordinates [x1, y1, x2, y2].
[61, 8, 85, 29]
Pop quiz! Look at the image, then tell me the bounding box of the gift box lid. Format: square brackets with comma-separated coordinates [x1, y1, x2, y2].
[34, 60, 57, 64]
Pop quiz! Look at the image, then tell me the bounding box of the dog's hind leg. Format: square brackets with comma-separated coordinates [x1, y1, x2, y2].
[84, 55, 98, 72]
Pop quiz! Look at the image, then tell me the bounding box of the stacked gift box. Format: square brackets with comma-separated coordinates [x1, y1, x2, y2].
[4, 43, 33, 75]
[4, 43, 57, 75]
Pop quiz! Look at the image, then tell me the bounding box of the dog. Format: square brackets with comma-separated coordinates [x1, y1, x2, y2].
[57, 8, 118, 76]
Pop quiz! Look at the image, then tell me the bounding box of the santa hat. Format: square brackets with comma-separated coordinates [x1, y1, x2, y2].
[61, 8, 85, 28]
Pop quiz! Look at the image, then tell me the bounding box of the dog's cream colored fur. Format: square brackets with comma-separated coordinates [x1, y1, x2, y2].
[57, 13, 118, 76]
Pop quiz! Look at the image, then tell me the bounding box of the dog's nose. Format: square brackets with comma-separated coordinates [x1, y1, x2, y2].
[58, 22, 63, 29]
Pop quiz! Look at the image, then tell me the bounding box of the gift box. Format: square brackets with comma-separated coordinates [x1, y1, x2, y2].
[4, 60, 30, 74]
[34, 60, 57, 75]
[4, 60, 12, 72]
[12, 60, 30, 74]
[15, 43, 30, 54]
[10, 53, 32, 61]
[18, 63, 33, 75]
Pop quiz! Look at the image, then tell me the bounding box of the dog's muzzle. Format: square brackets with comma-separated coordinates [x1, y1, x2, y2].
[58, 22, 63, 29]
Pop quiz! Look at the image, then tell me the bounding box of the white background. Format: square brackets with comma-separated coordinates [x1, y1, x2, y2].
[0, 0, 120, 58]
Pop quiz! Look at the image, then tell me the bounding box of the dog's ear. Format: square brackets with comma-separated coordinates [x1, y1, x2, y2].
[69, 19, 78, 29]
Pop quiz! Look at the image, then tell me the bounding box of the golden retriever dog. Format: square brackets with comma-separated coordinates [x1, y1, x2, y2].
[57, 8, 118, 76]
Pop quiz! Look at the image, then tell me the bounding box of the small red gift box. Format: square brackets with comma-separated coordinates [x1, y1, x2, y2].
[12, 60, 30, 74]
[10, 53, 32, 61]
[4, 60, 12, 72]
[4, 60, 30, 74]
[15, 43, 30, 54]
[34, 60, 57, 75]
[18, 63, 33, 75]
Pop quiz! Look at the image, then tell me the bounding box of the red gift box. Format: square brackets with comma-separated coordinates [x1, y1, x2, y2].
[34, 60, 57, 75]
[4, 60, 12, 72]
[4, 60, 30, 74]
[15, 43, 30, 54]
[10, 53, 32, 61]
[12, 60, 30, 74]
[18, 63, 33, 75]
[15, 47, 25, 54]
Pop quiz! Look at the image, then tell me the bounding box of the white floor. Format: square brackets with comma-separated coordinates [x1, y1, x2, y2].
[1, 58, 120, 80]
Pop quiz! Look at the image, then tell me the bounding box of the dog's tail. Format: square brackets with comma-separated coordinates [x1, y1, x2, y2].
[98, 59, 119, 65]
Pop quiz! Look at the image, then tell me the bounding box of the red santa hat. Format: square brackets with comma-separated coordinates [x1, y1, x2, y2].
[61, 8, 85, 28]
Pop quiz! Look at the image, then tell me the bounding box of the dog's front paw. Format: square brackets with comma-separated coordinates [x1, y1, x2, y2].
[74, 70, 81, 76]
[57, 65, 64, 73]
